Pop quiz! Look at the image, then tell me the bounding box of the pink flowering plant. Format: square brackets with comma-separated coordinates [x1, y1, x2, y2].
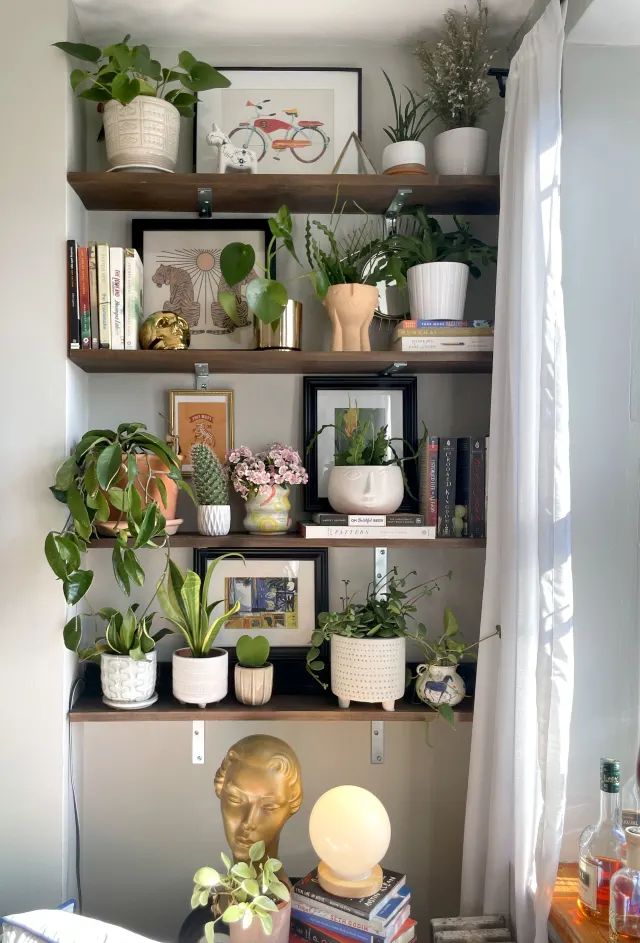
[226, 444, 308, 500]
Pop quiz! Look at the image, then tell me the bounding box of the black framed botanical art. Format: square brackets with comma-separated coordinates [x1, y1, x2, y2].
[303, 376, 419, 513]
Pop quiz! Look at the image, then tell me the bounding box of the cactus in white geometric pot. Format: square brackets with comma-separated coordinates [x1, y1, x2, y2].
[192, 443, 231, 536]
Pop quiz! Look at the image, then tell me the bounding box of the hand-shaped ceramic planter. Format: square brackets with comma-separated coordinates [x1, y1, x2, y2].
[323, 283, 378, 352]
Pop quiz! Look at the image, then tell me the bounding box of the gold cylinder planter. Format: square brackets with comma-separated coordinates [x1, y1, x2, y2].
[255, 300, 302, 350]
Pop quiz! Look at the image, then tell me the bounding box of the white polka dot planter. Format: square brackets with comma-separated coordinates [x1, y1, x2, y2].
[330, 635, 406, 712]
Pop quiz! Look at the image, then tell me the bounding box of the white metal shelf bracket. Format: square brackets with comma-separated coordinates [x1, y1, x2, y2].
[194, 363, 209, 390]
[384, 188, 412, 236]
[192, 721, 205, 764]
[371, 547, 390, 764]
[198, 187, 213, 218]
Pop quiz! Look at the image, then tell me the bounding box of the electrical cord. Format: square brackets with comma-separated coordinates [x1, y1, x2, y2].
[68, 675, 85, 913]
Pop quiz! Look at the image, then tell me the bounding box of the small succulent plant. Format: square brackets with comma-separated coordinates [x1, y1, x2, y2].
[192, 443, 229, 506]
[236, 634, 270, 668]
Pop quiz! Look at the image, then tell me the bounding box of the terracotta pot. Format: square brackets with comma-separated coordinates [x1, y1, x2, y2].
[133, 453, 179, 519]
[323, 284, 378, 352]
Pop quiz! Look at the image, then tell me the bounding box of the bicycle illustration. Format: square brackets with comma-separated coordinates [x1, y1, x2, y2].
[227, 98, 330, 164]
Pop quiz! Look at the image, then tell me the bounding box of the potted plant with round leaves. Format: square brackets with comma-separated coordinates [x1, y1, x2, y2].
[234, 635, 273, 706]
[53, 37, 230, 172]
[192, 442, 231, 537]
[381, 70, 434, 174]
[193, 840, 291, 943]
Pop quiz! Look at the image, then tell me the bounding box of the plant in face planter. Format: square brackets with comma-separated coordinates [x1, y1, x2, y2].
[193, 840, 291, 943]
[226, 445, 308, 535]
[53, 38, 230, 171]
[234, 635, 273, 706]
[415, 0, 494, 174]
[381, 70, 435, 174]
[158, 557, 242, 707]
[192, 442, 231, 537]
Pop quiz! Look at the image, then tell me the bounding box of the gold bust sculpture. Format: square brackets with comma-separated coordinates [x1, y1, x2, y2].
[139, 311, 191, 350]
[215, 735, 302, 878]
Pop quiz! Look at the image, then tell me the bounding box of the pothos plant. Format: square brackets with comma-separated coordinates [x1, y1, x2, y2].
[192, 840, 290, 942]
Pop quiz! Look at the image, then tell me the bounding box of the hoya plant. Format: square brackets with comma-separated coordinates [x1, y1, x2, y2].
[236, 634, 270, 668]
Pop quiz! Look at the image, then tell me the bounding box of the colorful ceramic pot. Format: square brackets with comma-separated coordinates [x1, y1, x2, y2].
[243, 485, 291, 534]
[415, 663, 466, 707]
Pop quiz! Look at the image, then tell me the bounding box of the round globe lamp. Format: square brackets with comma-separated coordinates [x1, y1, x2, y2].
[309, 785, 391, 898]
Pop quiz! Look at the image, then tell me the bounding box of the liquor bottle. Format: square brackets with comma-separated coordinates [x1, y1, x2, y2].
[578, 758, 627, 923]
[622, 746, 640, 828]
[610, 827, 640, 939]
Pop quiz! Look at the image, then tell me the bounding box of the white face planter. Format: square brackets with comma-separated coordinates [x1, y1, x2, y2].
[327, 465, 404, 515]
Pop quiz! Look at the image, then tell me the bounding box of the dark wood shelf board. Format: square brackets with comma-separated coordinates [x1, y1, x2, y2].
[68, 349, 493, 375]
[88, 532, 485, 550]
[69, 691, 474, 723]
[67, 172, 499, 215]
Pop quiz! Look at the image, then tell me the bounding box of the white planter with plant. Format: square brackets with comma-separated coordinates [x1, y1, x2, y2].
[416, 0, 492, 175]
[54, 40, 230, 172]
[192, 442, 231, 537]
[159, 558, 241, 708]
[192, 840, 291, 943]
[234, 635, 273, 706]
[381, 70, 433, 174]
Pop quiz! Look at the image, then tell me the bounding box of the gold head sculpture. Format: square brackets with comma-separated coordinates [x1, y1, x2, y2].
[139, 311, 191, 350]
[215, 735, 302, 880]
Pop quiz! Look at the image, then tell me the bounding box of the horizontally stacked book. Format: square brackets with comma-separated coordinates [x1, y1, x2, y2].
[392, 319, 494, 352]
[300, 513, 435, 540]
[290, 867, 415, 943]
[67, 240, 142, 351]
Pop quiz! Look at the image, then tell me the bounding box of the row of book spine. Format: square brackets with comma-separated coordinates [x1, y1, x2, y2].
[392, 320, 494, 353]
[423, 436, 488, 538]
[67, 241, 142, 351]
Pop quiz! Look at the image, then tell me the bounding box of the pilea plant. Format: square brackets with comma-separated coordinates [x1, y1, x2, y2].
[193, 840, 290, 941]
[192, 443, 229, 506]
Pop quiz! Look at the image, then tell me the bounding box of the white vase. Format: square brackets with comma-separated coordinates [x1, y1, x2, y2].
[100, 651, 157, 705]
[382, 141, 426, 174]
[328, 465, 404, 515]
[103, 97, 180, 172]
[331, 635, 406, 711]
[415, 663, 466, 708]
[407, 261, 469, 321]
[172, 648, 228, 708]
[234, 664, 274, 705]
[432, 127, 488, 175]
[197, 504, 231, 536]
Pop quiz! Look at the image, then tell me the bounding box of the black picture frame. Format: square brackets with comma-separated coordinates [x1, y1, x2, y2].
[303, 375, 419, 513]
[193, 547, 329, 696]
[131, 218, 273, 275]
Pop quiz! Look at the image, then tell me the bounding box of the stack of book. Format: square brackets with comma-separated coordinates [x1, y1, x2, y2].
[291, 867, 415, 943]
[67, 241, 143, 351]
[300, 513, 434, 540]
[391, 319, 494, 352]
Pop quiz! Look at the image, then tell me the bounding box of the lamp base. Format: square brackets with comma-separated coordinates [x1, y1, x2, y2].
[317, 861, 383, 899]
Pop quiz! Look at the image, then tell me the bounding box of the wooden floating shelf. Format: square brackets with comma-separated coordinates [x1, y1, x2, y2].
[67, 172, 499, 215]
[88, 532, 486, 550]
[68, 349, 493, 375]
[69, 691, 474, 723]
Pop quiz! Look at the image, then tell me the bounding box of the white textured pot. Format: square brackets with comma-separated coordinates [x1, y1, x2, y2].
[234, 664, 274, 705]
[101, 651, 156, 705]
[415, 663, 466, 708]
[432, 127, 488, 175]
[328, 464, 404, 515]
[103, 97, 180, 172]
[331, 635, 406, 711]
[197, 504, 231, 536]
[407, 261, 469, 321]
[382, 141, 426, 174]
[172, 648, 228, 708]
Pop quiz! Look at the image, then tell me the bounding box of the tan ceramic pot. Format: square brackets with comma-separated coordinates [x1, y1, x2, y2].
[323, 283, 378, 352]
[103, 97, 180, 172]
[133, 453, 180, 519]
[229, 902, 290, 943]
[234, 664, 274, 705]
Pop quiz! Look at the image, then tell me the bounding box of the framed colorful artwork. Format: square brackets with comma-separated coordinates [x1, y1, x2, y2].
[303, 376, 419, 512]
[169, 389, 234, 474]
[194, 548, 329, 693]
[132, 219, 271, 350]
[194, 67, 362, 174]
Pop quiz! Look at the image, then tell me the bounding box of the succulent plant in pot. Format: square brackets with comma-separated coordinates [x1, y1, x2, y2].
[192, 443, 231, 537]
[234, 635, 273, 706]
[380, 70, 435, 175]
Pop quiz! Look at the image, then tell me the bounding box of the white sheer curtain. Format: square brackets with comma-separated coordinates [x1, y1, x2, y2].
[460, 4, 574, 943]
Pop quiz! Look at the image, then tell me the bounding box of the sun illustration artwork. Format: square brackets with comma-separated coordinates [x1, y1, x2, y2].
[152, 246, 256, 336]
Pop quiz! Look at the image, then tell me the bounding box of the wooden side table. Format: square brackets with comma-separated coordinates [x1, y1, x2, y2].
[548, 864, 610, 943]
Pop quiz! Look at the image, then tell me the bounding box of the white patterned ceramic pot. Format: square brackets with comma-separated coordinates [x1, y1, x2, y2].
[229, 902, 291, 943]
[328, 465, 404, 515]
[172, 648, 228, 708]
[243, 486, 291, 534]
[382, 141, 426, 174]
[432, 127, 488, 175]
[197, 504, 231, 536]
[407, 261, 469, 321]
[234, 664, 274, 705]
[100, 651, 157, 706]
[331, 635, 406, 711]
[103, 97, 180, 172]
[415, 663, 466, 708]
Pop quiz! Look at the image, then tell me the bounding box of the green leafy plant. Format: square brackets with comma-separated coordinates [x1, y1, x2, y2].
[66, 604, 171, 662]
[192, 443, 229, 506]
[158, 558, 242, 657]
[413, 606, 475, 666]
[382, 70, 435, 143]
[53, 38, 229, 115]
[236, 634, 270, 668]
[192, 840, 290, 942]
[304, 207, 383, 300]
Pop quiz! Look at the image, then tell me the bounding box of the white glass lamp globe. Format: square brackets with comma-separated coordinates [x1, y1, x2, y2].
[309, 785, 391, 898]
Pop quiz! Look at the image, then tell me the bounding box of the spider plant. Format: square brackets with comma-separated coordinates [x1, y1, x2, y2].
[382, 70, 435, 142]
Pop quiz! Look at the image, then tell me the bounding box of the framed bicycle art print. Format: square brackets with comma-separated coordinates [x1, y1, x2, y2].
[194, 67, 362, 174]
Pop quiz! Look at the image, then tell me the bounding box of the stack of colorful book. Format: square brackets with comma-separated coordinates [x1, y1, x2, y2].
[291, 868, 415, 943]
[391, 319, 494, 352]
